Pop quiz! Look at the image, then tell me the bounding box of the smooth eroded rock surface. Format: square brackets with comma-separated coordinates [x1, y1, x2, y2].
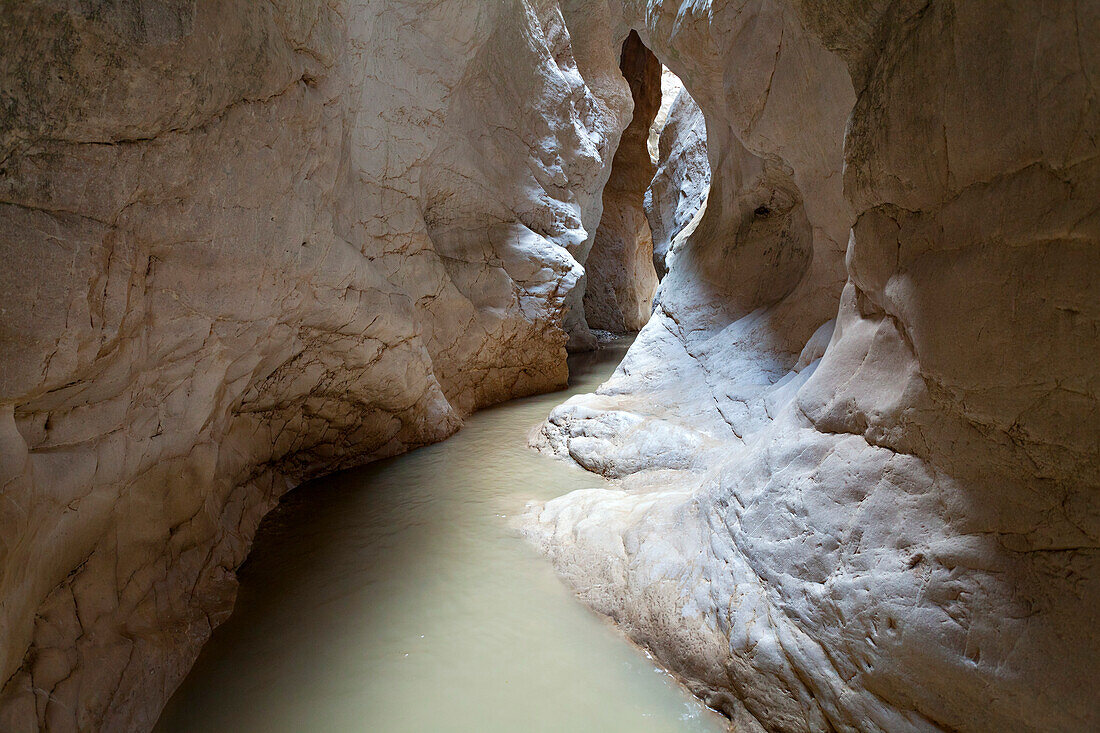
[0, 2, 634, 729]
[3, 0, 1098, 731]
[529, 1, 1100, 731]
[645, 84, 709, 279]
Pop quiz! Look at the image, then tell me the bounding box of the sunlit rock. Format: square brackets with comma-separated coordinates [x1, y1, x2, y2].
[645, 86, 709, 278]
[2, 0, 1097, 731]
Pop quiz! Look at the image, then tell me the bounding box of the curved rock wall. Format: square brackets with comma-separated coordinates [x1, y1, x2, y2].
[530, 1, 1100, 731]
[645, 86, 710, 279]
[0, 2, 632, 729]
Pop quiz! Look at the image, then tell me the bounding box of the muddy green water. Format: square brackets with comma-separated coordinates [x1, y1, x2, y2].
[156, 338, 729, 733]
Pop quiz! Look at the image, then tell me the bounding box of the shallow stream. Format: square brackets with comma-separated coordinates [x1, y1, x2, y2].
[156, 338, 728, 732]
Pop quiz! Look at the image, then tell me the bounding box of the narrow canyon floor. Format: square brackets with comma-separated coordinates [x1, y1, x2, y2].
[154, 338, 728, 732]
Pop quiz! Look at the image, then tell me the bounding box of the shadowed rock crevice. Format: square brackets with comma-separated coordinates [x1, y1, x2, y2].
[582, 31, 661, 334]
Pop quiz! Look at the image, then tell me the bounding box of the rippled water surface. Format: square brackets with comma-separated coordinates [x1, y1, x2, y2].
[157, 338, 729, 732]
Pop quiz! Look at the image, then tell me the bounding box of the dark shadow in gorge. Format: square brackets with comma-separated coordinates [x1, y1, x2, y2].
[581, 31, 661, 335]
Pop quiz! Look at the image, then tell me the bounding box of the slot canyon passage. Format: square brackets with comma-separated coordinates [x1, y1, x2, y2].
[0, 1, 1098, 731]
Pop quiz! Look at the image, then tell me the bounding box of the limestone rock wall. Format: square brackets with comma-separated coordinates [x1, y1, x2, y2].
[582, 31, 661, 333]
[645, 86, 710, 279]
[0, 2, 631, 729]
[529, 1, 1100, 731]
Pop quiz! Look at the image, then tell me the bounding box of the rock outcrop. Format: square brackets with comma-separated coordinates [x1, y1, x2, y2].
[0, 2, 634, 729]
[582, 31, 661, 333]
[529, 1, 1100, 732]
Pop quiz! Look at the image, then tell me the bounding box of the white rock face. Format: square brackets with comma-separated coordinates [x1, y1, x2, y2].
[0, 2, 633, 730]
[647, 67, 685, 165]
[645, 86, 710, 278]
[530, 1, 1100, 731]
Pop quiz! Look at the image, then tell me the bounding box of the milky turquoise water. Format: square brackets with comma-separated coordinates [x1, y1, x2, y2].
[156, 338, 729, 733]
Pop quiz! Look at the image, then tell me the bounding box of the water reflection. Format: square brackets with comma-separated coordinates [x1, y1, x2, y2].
[156, 337, 729, 732]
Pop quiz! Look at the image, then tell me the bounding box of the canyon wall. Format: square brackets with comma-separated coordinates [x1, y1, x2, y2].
[0, 1, 633, 729]
[645, 85, 710, 279]
[530, 1, 1100, 731]
[3, 0, 1097, 730]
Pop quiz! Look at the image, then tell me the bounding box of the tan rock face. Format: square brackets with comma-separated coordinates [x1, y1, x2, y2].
[530, 1, 1100, 731]
[3, 0, 1098, 731]
[0, 2, 632, 730]
[582, 31, 661, 333]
